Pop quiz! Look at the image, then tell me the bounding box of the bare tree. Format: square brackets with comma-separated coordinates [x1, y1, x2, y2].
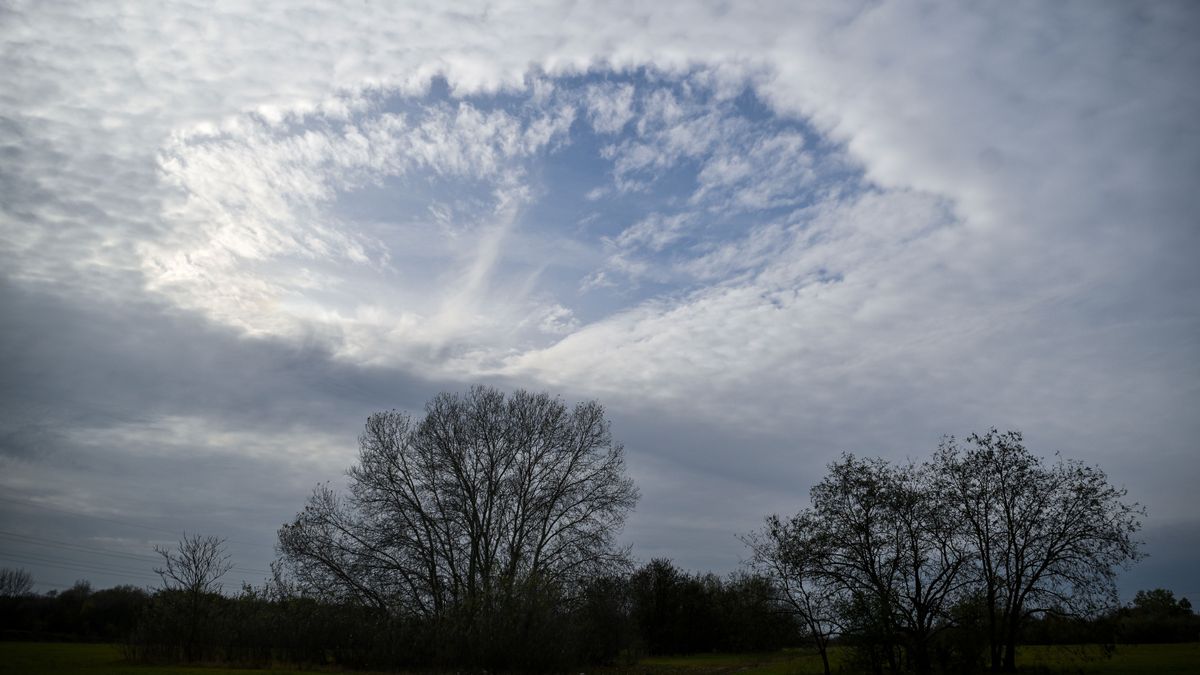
[278, 386, 639, 637]
[153, 533, 233, 661]
[759, 437, 1142, 674]
[154, 533, 233, 595]
[744, 511, 842, 675]
[0, 567, 34, 597]
[935, 430, 1144, 672]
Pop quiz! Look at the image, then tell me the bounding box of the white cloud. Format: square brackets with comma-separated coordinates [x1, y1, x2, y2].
[692, 130, 816, 211]
[585, 82, 636, 134]
[613, 212, 694, 253]
[533, 303, 580, 335]
[507, 189, 962, 422]
[3, 0, 1192, 410]
[133, 97, 581, 371]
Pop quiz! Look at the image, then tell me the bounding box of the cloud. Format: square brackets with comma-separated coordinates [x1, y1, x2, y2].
[508, 189, 961, 418]
[137, 96, 582, 372]
[585, 82, 636, 134]
[1, 0, 1197, 595]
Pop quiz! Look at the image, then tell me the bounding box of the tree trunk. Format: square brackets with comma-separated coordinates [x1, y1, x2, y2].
[987, 588, 1000, 672]
[912, 643, 932, 675]
[1002, 640, 1016, 672]
[1001, 612, 1020, 672]
[818, 644, 831, 675]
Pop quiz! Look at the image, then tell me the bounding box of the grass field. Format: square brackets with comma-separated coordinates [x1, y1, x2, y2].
[636, 644, 1200, 675]
[0, 642, 393, 675]
[1, 641, 1197, 674]
[634, 649, 831, 674]
[1016, 643, 1200, 674]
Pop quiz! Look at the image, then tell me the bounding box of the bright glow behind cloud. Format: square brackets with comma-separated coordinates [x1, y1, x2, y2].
[143, 95, 580, 371]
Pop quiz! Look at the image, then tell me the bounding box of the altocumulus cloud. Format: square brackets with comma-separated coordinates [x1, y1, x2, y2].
[1, 1, 1198, 596]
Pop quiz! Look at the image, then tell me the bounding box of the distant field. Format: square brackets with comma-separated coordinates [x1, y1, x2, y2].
[0, 642, 393, 675]
[1, 641, 1197, 674]
[634, 649, 831, 674]
[636, 644, 1200, 675]
[1017, 643, 1200, 675]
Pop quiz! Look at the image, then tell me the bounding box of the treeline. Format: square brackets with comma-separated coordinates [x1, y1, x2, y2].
[128, 560, 798, 669]
[626, 560, 796, 654]
[2, 570, 1195, 665]
[0, 581, 147, 642]
[1023, 589, 1198, 646]
[0, 560, 796, 668]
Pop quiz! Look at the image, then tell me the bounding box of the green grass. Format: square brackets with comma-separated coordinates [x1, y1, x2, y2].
[0, 642, 391, 675]
[1017, 643, 1200, 674]
[633, 648, 835, 674]
[627, 643, 1200, 675]
[1, 641, 1197, 674]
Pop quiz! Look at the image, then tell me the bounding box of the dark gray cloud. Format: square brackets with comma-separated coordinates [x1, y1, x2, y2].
[0, 279, 439, 438]
[0, 279, 451, 588]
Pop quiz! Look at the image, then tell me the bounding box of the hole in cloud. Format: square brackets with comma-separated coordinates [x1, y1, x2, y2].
[140, 70, 953, 387]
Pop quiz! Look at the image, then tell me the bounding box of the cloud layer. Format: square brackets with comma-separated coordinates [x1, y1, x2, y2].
[2, 1, 1197, 597]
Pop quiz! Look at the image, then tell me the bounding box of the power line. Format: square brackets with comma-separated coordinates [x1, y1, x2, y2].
[1, 549, 160, 578]
[0, 552, 161, 583]
[0, 529, 160, 563]
[0, 532, 271, 577]
[31, 579, 87, 590]
[0, 549, 269, 588]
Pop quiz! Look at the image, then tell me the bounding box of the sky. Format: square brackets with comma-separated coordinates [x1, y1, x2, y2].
[1, 1, 1197, 601]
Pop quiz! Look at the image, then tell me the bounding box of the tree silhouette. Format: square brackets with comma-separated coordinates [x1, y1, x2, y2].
[153, 533, 233, 661]
[278, 386, 638, 666]
[0, 567, 33, 598]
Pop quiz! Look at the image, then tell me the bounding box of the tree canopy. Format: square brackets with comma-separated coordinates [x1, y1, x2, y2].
[277, 386, 639, 667]
[750, 430, 1144, 674]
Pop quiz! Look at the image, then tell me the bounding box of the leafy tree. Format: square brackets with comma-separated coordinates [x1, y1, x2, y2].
[49, 580, 92, 635]
[628, 559, 792, 656]
[572, 574, 635, 665]
[82, 584, 149, 640]
[1118, 588, 1200, 643]
[628, 558, 687, 654]
[1132, 588, 1186, 616]
[718, 571, 798, 652]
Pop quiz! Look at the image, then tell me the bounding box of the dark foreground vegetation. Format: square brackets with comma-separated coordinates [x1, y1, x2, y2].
[0, 388, 1190, 673]
[3, 573, 1194, 671]
[2, 560, 796, 669]
[2, 641, 1200, 675]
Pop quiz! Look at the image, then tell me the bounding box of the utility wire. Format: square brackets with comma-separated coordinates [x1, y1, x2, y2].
[0, 529, 270, 575]
[30, 579, 87, 590]
[0, 549, 269, 587]
[0, 552, 162, 583]
[0, 529, 159, 562]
